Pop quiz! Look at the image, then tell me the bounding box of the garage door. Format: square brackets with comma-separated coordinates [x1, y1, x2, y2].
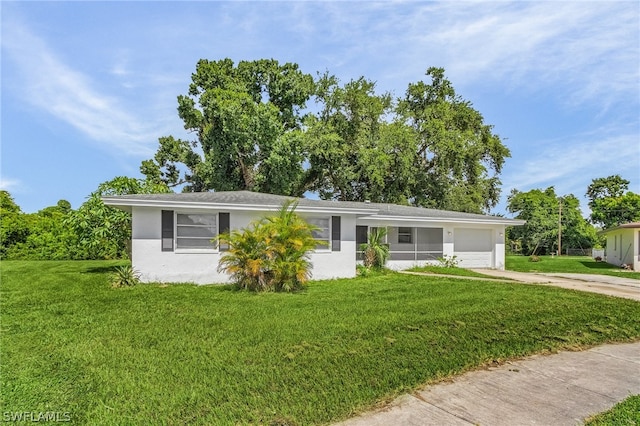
[454, 229, 493, 268]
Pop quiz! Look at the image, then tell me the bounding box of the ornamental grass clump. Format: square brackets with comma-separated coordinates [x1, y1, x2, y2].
[217, 200, 321, 292]
[110, 265, 140, 288]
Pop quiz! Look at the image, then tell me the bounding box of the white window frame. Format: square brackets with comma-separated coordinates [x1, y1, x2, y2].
[306, 217, 331, 252]
[175, 212, 219, 253]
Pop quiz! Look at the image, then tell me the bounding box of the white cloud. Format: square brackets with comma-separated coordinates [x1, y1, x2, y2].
[1, 20, 158, 157]
[502, 130, 640, 196]
[0, 177, 23, 192]
[277, 2, 638, 108]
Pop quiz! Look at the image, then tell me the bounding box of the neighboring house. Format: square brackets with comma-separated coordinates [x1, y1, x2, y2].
[103, 191, 525, 284]
[600, 222, 640, 270]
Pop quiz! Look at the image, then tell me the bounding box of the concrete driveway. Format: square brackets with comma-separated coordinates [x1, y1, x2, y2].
[469, 269, 640, 301]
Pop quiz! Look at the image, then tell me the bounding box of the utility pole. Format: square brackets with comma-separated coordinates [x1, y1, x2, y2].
[558, 198, 562, 256]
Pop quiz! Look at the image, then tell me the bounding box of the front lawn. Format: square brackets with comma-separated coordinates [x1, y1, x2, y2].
[407, 265, 504, 279]
[506, 255, 640, 280]
[2, 261, 640, 425]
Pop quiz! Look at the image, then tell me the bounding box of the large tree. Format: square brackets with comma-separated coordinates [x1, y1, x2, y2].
[587, 175, 640, 228]
[507, 187, 597, 255]
[304, 74, 418, 203]
[66, 177, 170, 259]
[141, 58, 315, 195]
[398, 67, 510, 212]
[142, 60, 511, 213]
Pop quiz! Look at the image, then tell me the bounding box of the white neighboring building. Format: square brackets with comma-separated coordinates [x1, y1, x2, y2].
[600, 222, 640, 270]
[103, 191, 525, 284]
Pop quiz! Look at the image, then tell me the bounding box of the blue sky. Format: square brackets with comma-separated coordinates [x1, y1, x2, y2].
[2, 1, 639, 216]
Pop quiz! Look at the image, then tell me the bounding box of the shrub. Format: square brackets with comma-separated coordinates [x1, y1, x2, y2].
[437, 254, 459, 268]
[218, 201, 320, 292]
[529, 255, 541, 262]
[359, 227, 389, 270]
[111, 265, 140, 288]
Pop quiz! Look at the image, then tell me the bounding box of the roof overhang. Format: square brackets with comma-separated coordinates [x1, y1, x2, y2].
[101, 197, 378, 215]
[356, 214, 526, 226]
[598, 222, 640, 235]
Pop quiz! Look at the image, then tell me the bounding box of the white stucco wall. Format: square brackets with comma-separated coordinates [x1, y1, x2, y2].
[131, 207, 357, 284]
[605, 229, 639, 270]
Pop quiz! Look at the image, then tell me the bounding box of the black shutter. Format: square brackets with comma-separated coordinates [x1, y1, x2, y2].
[219, 212, 230, 251]
[161, 210, 174, 251]
[331, 216, 341, 251]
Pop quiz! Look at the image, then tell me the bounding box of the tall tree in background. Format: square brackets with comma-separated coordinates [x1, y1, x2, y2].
[587, 175, 640, 228]
[141, 58, 315, 195]
[304, 74, 418, 203]
[142, 60, 511, 213]
[398, 67, 510, 213]
[507, 187, 597, 255]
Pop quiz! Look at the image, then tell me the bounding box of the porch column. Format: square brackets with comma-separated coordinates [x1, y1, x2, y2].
[443, 227, 454, 258]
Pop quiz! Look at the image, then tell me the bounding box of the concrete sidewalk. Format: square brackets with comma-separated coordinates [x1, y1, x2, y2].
[337, 342, 640, 426]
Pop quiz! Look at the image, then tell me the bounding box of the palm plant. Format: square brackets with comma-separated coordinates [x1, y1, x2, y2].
[217, 225, 271, 291]
[360, 227, 390, 269]
[217, 200, 319, 292]
[263, 200, 319, 291]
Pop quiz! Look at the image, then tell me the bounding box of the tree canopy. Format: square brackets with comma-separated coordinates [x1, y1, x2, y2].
[141, 58, 315, 195]
[65, 177, 170, 259]
[142, 59, 511, 213]
[507, 187, 597, 255]
[587, 175, 640, 228]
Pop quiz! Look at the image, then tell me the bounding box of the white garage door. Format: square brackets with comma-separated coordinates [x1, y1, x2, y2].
[454, 229, 493, 268]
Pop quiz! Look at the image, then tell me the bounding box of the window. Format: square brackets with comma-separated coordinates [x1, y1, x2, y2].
[307, 217, 330, 250]
[161, 210, 174, 251]
[398, 227, 413, 244]
[176, 213, 217, 249]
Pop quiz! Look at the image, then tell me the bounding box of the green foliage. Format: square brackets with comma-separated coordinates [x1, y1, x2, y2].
[398, 67, 510, 213]
[359, 227, 390, 269]
[437, 254, 459, 268]
[3, 260, 640, 424]
[111, 265, 141, 288]
[142, 60, 511, 213]
[507, 187, 597, 255]
[587, 175, 640, 228]
[65, 176, 170, 259]
[141, 58, 315, 195]
[1, 191, 81, 260]
[218, 201, 320, 292]
[0, 191, 29, 258]
[305, 75, 418, 203]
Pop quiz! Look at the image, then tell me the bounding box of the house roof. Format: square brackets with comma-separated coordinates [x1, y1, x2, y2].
[102, 190, 525, 225]
[599, 222, 640, 234]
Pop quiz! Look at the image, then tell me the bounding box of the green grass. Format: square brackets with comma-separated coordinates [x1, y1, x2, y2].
[2, 260, 640, 425]
[407, 265, 504, 279]
[584, 395, 640, 425]
[507, 255, 640, 280]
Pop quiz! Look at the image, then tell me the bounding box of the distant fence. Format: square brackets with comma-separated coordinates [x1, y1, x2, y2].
[565, 248, 592, 257]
